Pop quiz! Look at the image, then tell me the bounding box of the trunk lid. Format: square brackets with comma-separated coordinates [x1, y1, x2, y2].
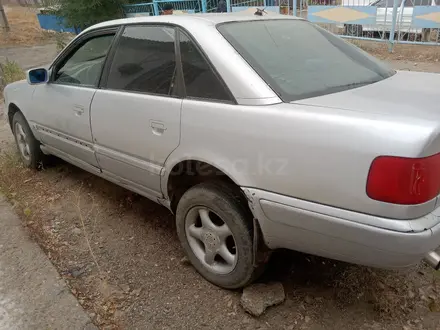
[293, 71, 440, 121]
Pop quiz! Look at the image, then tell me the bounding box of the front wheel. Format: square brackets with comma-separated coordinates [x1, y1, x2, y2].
[176, 182, 266, 289]
[12, 111, 45, 169]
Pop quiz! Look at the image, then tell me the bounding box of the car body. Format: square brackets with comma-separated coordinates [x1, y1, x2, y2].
[4, 13, 440, 288]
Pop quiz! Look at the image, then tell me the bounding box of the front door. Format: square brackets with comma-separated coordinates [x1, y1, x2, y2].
[32, 30, 117, 167]
[91, 25, 182, 196]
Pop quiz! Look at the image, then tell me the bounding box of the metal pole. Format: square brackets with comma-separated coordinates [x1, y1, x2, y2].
[388, 0, 399, 53]
[153, 0, 159, 15]
[0, 1, 10, 32]
[226, 0, 231, 12]
[292, 0, 297, 16]
[201, 0, 207, 13]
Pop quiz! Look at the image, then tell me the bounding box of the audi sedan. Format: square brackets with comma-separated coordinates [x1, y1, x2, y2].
[4, 13, 440, 289]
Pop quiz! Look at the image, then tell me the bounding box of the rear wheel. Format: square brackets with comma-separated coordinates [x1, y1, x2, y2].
[176, 181, 266, 289]
[12, 112, 45, 169]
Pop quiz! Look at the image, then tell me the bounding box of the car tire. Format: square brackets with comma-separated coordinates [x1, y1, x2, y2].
[176, 181, 265, 289]
[12, 111, 45, 169]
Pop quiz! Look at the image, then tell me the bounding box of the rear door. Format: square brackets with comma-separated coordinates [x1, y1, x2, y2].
[91, 24, 182, 197]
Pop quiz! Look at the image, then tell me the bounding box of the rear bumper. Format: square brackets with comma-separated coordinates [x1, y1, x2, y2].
[242, 188, 440, 269]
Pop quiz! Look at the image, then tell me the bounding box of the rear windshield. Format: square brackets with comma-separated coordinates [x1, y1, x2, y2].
[217, 20, 395, 102]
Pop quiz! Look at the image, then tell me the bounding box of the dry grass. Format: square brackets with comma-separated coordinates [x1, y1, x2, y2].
[0, 6, 54, 47]
[0, 149, 45, 216]
[0, 149, 121, 328]
[0, 58, 25, 85]
[349, 39, 440, 62]
[0, 58, 25, 99]
[0, 150, 50, 242]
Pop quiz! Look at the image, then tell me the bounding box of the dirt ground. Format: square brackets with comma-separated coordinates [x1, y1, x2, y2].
[2, 6, 440, 330]
[0, 6, 55, 47]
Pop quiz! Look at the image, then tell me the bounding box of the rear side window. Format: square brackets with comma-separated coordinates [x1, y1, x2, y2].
[179, 31, 232, 102]
[106, 25, 177, 96]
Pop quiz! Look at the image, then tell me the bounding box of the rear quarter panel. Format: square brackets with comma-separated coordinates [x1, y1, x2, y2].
[164, 100, 438, 220]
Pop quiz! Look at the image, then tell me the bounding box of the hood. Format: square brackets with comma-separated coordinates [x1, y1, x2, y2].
[293, 71, 440, 121]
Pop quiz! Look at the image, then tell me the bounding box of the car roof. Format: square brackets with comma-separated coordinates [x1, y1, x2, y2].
[83, 13, 302, 34]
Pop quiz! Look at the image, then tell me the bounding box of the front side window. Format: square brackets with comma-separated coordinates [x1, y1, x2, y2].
[106, 25, 177, 96]
[217, 20, 395, 102]
[179, 31, 232, 102]
[54, 34, 115, 87]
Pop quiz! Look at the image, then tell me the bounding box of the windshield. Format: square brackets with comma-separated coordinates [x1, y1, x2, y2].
[217, 20, 395, 102]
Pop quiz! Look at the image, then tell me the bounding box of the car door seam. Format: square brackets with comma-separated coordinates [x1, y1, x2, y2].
[95, 145, 162, 176]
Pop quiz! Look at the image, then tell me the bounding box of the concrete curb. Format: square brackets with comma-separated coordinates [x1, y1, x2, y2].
[0, 195, 97, 330]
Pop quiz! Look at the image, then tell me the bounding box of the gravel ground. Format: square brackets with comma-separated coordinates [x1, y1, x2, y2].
[387, 60, 440, 73]
[1, 45, 440, 330]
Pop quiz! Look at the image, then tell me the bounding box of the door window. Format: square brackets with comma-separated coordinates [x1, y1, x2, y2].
[106, 25, 178, 96]
[179, 31, 232, 102]
[53, 34, 115, 87]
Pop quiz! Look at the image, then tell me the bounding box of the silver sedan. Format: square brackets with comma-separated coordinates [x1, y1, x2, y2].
[4, 13, 440, 289]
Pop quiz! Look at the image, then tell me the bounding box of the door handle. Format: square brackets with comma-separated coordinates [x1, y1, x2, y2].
[73, 105, 84, 116]
[150, 120, 166, 135]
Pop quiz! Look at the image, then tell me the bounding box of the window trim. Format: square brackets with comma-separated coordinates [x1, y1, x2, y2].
[49, 27, 121, 89]
[98, 22, 236, 104]
[176, 28, 236, 105]
[99, 23, 183, 99]
[98, 26, 125, 88]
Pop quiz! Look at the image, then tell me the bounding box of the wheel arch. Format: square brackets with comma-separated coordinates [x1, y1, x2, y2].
[163, 157, 246, 214]
[7, 102, 22, 129]
[161, 156, 251, 212]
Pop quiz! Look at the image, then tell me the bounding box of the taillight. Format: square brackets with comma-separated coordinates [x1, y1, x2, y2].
[367, 153, 440, 205]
